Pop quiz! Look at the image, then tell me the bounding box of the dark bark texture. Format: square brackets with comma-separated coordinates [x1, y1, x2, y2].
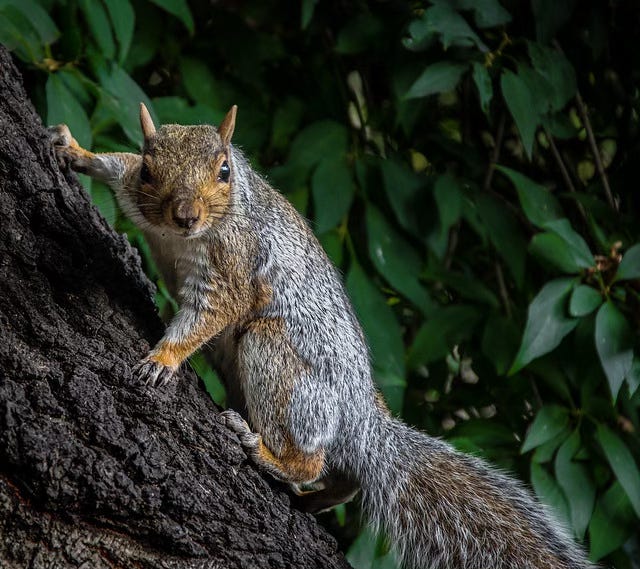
[0, 46, 350, 569]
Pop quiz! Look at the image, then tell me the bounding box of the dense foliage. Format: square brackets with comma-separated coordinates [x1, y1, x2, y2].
[3, 0, 640, 565]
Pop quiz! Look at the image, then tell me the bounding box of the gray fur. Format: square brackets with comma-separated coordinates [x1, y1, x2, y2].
[51, 122, 596, 569]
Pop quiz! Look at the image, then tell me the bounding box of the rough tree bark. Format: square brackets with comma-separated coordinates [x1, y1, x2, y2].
[0, 46, 350, 569]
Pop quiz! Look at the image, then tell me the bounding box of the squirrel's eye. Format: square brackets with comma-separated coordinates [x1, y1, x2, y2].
[140, 162, 152, 185]
[218, 160, 230, 183]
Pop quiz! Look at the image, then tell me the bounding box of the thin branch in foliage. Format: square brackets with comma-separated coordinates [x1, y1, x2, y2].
[494, 260, 512, 319]
[543, 125, 588, 223]
[483, 112, 507, 192]
[575, 92, 618, 212]
[443, 222, 460, 271]
[528, 377, 544, 409]
[551, 39, 617, 212]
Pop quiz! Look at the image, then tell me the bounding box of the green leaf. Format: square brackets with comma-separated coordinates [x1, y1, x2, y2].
[311, 157, 355, 234]
[405, 62, 468, 100]
[481, 312, 519, 374]
[79, 0, 116, 60]
[318, 229, 344, 267]
[529, 221, 594, 274]
[529, 232, 584, 274]
[501, 70, 539, 159]
[569, 285, 603, 317]
[190, 353, 226, 406]
[510, 278, 578, 374]
[104, 0, 135, 63]
[288, 120, 348, 170]
[542, 219, 594, 269]
[595, 301, 634, 400]
[527, 42, 577, 112]
[420, 4, 487, 50]
[179, 57, 224, 110]
[555, 431, 595, 539]
[0, 4, 44, 62]
[366, 205, 433, 315]
[270, 97, 305, 153]
[97, 64, 157, 145]
[472, 62, 493, 115]
[531, 426, 570, 463]
[380, 157, 427, 241]
[461, 0, 512, 28]
[427, 269, 499, 307]
[0, 0, 59, 45]
[595, 424, 640, 518]
[589, 482, 637, 561]
[152, 97, 219, 126]
[46, 74, 92, 150]
[346, 527, 400, 569]
[521, 404, 570, 453]
[433, 172, 463, 239]
[301, 0, 318, 29]
[90, 182, 117, 226]
[614, 242, 640, 281]
[496, 166, 563, 227]
[530, 462, 570, 526]
[408, 306, 482, 369]
[627, 357, 640, 397]
[346, 262, 404, 378]
[149, 0, 194, 34]
[476, 194, 527, 288]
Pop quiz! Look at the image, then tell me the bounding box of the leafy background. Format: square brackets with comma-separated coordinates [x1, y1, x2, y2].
[3, 0, 640, 566]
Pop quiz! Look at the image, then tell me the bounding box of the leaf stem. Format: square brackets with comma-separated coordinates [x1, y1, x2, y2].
[483, 112, 506, 191]
[495, 259, 512, 318]
[575, 93, 617, 212]
[543, 125, 588, 224]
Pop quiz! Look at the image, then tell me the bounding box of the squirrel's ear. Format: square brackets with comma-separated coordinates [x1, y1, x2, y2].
[139, 103, 156, 140]
[218, 105, 237, 147]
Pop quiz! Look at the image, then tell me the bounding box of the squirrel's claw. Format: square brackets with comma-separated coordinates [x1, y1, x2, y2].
[133, 359, 176, 387]
[47, 124, 73, 147]
[218, 409, 260, 451]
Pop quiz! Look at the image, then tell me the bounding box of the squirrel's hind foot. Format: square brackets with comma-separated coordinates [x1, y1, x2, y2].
[217, 409, 261, 451]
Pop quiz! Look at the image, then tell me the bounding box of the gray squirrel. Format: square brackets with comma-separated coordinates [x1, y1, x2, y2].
[49, 105, 595, 569]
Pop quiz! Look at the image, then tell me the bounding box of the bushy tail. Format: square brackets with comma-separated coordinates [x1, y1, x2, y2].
[348, 412, 594, 569]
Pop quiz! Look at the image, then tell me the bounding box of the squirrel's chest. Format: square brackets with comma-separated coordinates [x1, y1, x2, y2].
[144, 232, 209, 300]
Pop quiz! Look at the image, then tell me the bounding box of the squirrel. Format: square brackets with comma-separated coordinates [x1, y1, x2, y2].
[49, 105, 595, 569]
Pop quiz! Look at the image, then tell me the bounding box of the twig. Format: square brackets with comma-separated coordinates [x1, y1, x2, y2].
[529, 377, 544, 409]
[575, 92, 617, 212]
[443, 223, 459, 270]
[543, 125, 588, 223]
[483, 112, 507, 191]
[494, 260, 511, 319]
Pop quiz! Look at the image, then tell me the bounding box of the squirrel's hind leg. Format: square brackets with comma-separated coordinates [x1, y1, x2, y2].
[218, 409, 325, 485]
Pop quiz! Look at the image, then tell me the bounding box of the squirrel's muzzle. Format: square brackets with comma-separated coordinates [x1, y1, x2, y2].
[171, 199, 203, 230]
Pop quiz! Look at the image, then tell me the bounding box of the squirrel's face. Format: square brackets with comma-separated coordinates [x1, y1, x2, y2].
[135, 104, 237, 238]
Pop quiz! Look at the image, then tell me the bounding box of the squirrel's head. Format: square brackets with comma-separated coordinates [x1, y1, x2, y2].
[135, 103, 237, 238]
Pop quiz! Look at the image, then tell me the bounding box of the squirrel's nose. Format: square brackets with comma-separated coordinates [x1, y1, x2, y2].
[172, 201, 201, 229]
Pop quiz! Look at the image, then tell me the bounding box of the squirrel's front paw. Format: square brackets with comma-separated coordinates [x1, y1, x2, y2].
[217, 409, 260, 451]
[47, 124, 91, 172]
[48, 124, 73, 147]
[133, 358, 177, 387]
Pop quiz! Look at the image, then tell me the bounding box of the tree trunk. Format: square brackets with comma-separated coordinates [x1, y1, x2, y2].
[0, 46, 350, 569]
